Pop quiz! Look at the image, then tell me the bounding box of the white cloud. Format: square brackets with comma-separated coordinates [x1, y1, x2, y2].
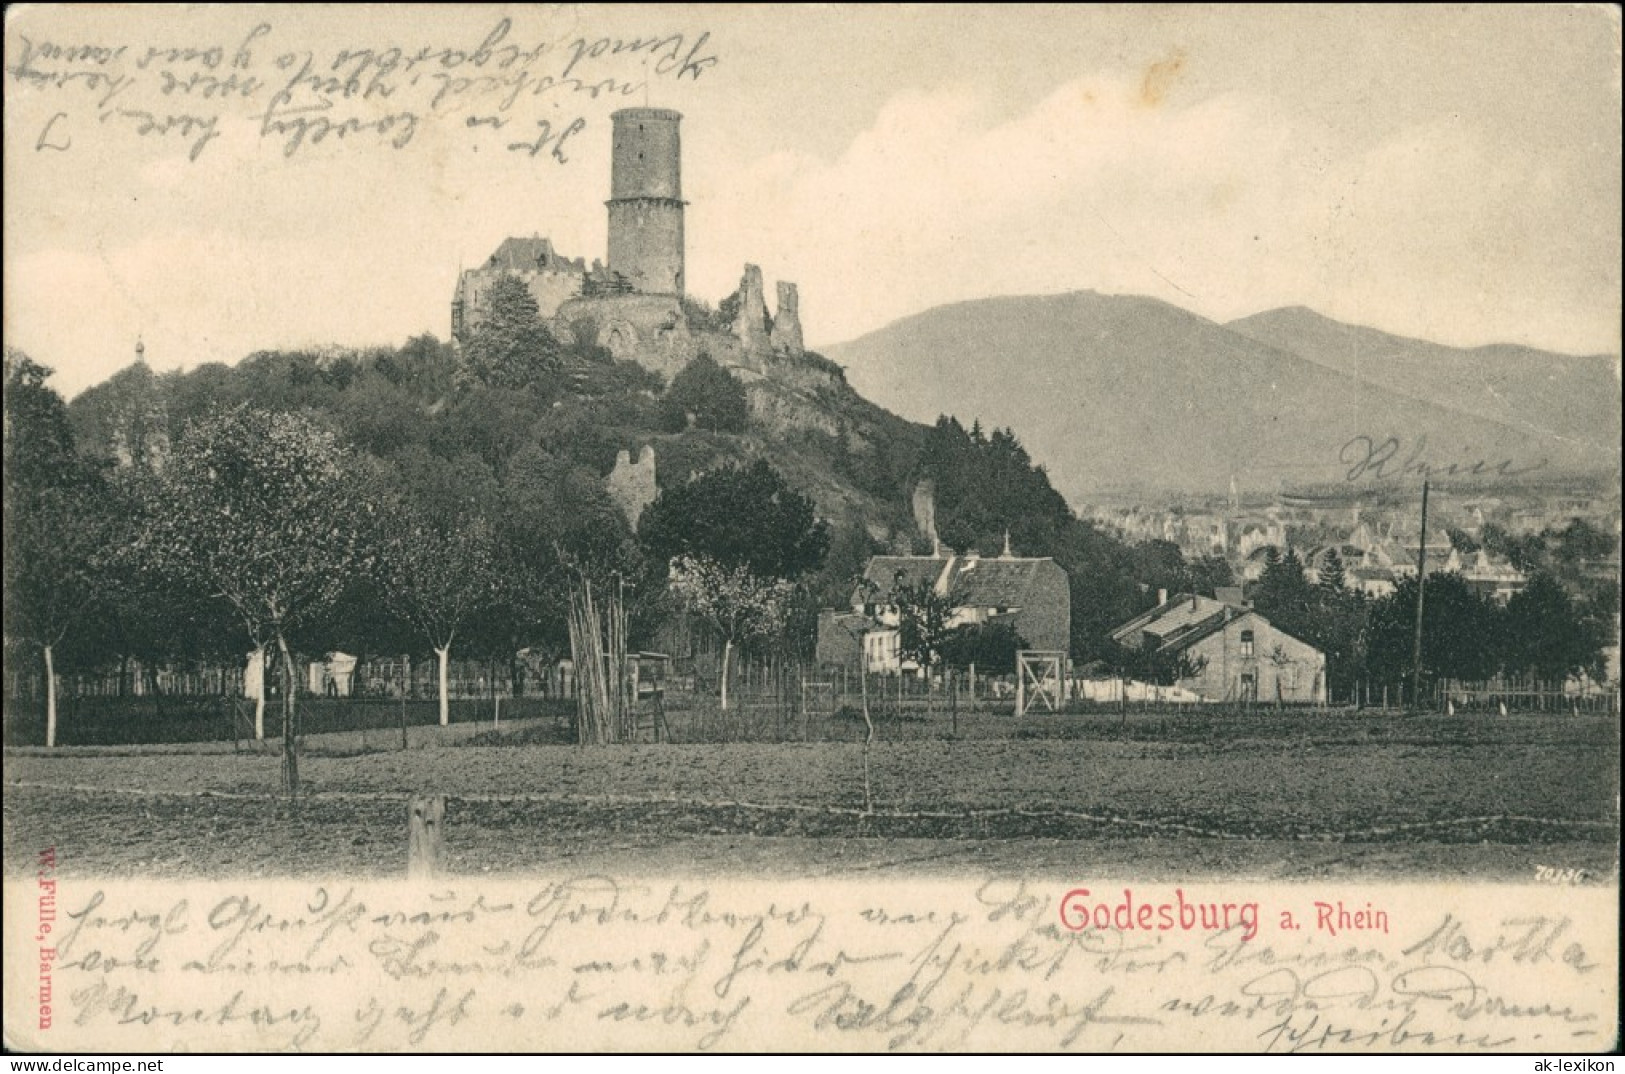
[690, 70, 1620, 358]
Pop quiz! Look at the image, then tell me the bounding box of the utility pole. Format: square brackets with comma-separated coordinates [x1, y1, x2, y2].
[1411, 479, 1429, 713]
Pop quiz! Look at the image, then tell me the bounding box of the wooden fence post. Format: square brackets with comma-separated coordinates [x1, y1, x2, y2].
[408, 794, 445, 879]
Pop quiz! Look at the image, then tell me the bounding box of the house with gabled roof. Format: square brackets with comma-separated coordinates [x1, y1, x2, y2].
[451, 234, 605, 341]
[815, 545, 1070, 672]
[1109, 592, 1325, 704]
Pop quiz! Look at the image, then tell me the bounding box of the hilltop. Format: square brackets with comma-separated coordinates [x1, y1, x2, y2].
[65, 335, 927, 550]
[825, 291, 1616, 500]
[1226, 306, 1621, 462]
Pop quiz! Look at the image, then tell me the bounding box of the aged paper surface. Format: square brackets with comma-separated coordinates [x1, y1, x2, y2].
[3, 875, 1620, 1052]
[3, 3, 1620, 1055]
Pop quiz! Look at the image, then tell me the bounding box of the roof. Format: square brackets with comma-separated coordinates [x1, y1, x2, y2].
[818, 610, 873, 641]
[1109, 598, 1320, 657]
[1109, 593, 1227, 644]
[950, 558, 1053, 607]
[1161, 608, 1259, 653]
[477, 236, 583, 274]
[858, 554, 1061, 608]
[861, 556, 946, 596]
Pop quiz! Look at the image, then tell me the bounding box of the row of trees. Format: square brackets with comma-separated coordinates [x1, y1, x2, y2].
[5, 348, 839, 777]
[1251, 546, 1611, 695]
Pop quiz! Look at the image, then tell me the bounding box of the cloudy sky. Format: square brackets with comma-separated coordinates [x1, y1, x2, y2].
[4, 4, 1620, 397]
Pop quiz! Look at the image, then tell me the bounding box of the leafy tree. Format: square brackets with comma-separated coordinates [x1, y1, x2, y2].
[660, 353, 748, 433]
[1502, 573, 1605, 683]
[1445, 527, 1480, 555]
[919, 417, 1071, 556]
[376, 500, 500, 725]
[1550, 518, 1614, 565]
[134, 408, 373, 794]
[3, 352, 112, 746]
[807, 521, 881, 611]
[1252, 547, 1315, 640]
[490, 445, 661, 672]
[5, 485, 112, 747]
[940, 619, 1026, 673]
[330, 370, 431, 459]
[890, 578, 954, 672]
[376, 333, 458, 397]
[1318, 548, 1347, 594]
[459, 274, 563, 391]
[431, 387, 550, 475]
[1131, 540, 1191, 599]
[3, 350, 82, 496]
[1053, 520, 1157, 664]
[1189, 554, 1236, 596]
[1480, 523, 1545, 572]
[1251, 545, 1370, 701]
[65, 360, 171, 469]
[1311, 587, 1368, 702]
[668, 554, 793, 710]
[1105, 640, 1209, 687]
[1364, 573, 1502, 693]
[87, 469, 250, 710]
[639, 460, 829, 581]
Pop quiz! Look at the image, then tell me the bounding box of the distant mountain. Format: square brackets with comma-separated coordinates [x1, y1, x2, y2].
[1227, 306, 1621, 463]
[824, 291, 1613, 501]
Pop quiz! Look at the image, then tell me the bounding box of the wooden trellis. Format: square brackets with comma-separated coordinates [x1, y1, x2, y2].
[1016, 650, 1066, 716]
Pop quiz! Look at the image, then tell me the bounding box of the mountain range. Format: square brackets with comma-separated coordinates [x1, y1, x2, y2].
[824, 292, 1620, 501]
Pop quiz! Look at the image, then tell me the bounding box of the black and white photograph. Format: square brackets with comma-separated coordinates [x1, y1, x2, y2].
[3, 4, 1620, 1054]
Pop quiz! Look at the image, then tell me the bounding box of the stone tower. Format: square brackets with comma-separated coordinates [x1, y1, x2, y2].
[606, 108, 685, 295]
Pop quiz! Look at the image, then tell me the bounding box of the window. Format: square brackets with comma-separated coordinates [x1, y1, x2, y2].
[1240, 630, 1255, 658]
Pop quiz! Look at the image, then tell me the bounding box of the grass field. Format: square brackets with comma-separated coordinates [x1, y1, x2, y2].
[4, 708, 1618, 881]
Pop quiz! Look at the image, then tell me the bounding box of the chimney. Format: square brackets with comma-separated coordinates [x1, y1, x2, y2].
[1190, 595, 1199, 612]
[1157, 588, 1168, 606]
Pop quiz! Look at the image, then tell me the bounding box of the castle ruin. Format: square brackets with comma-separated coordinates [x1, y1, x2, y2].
[605, 444, 658, 527]
[451, 108, 806, 384]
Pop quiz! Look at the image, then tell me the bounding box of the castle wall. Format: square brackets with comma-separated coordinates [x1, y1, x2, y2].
[606, 445, 658, 527]
[771, 281, 804, 355]
[734, 264, 770, 356]
[456, 265, 585, 336]
[555, 293, 693, 381]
